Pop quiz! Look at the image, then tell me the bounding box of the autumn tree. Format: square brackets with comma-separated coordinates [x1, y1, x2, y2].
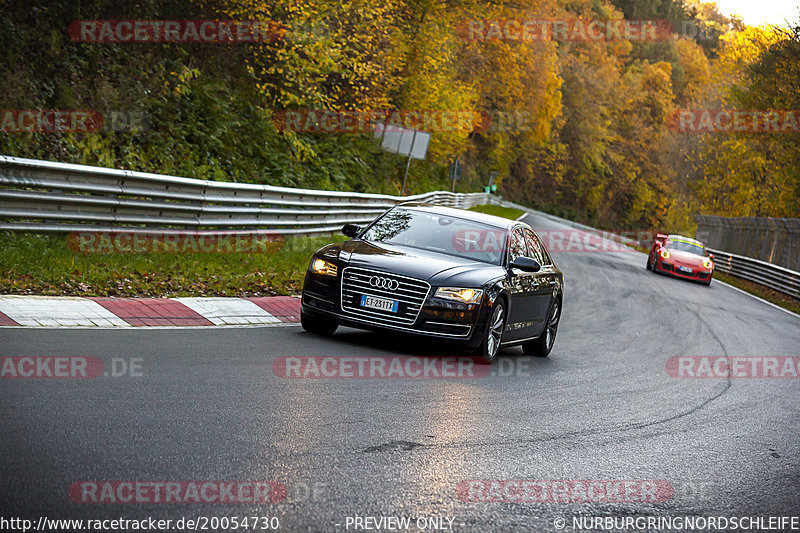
[689, 24, 798, 217]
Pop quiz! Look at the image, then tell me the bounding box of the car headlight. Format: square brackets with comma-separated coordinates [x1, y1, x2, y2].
[660, 249, 671, 260]
[702, 258, 713, 269]
[434, 287, 484, 304]
[311, 258, 338, 277]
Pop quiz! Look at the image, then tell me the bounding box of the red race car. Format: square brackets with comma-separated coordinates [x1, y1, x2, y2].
[646, 234, 714, 285]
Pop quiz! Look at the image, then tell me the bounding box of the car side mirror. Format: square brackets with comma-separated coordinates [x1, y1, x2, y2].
[708, 253, 715, 260]
[508, 256, 541, 272]
[342, 224, 362, 238]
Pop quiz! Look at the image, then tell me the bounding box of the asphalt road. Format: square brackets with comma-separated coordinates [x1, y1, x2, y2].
[1, 213, 799, 532]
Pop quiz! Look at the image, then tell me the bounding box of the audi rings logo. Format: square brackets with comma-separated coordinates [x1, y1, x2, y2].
[369, 276, 399, 290]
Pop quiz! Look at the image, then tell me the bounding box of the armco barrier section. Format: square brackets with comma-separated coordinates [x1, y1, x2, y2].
[0, 156, 496, 236]
[706, 249, 800, 300]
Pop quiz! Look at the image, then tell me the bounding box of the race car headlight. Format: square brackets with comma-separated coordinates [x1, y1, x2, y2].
[311, 258, 338, 277]
[660, 249, 671, 260]
[702, 258, 713, 269]
[435, 287, 484, 304]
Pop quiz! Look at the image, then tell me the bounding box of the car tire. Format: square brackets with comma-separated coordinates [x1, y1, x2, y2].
[475, 298, 506, 365]
[646, 255, 652, 270]
[703, 277, 712, 286]
[522, 298, 561, 358]
[300, 309, 338, 337]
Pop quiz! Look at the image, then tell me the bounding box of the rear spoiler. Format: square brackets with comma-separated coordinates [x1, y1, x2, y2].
[655, 233, 668, 244]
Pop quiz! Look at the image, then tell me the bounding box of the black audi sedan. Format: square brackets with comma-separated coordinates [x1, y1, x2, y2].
[300, 203, 564, 363]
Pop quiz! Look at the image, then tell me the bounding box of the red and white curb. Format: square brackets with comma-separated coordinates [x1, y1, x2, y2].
[0, 295, 300, 327]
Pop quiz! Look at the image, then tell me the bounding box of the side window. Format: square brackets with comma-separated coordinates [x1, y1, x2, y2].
[508, 228, 527, 262]
[523, 228, 547, 265]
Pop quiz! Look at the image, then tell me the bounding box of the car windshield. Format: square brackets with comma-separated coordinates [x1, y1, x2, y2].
[361, 208, 506, 264]
[668, 240, 706, 256]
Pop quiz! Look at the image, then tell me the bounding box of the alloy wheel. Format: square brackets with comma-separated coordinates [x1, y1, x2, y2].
[487, 303, 505, 359]
[545, 300, 560, 350]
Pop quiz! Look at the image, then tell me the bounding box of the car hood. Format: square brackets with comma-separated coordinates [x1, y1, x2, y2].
[666, 249, 708, 267]
[338, 240, 506, 287]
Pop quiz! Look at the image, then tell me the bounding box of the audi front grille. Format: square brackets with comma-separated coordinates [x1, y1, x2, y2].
[340, 267, 430, 325]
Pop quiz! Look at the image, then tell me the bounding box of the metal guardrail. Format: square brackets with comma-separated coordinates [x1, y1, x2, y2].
[0, 156, 497, 235]
[707, 248, 800, 300]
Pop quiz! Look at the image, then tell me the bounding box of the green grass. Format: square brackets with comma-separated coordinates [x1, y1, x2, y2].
[468, 204, 525, 220]
[0, 232, 345, 297]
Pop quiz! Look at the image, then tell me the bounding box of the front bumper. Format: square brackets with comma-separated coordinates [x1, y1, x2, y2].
[655, 260, 712, 283]
[302, 271, 491, 349]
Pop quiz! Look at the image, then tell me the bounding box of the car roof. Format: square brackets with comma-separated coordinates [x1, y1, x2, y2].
[397, 202, 521, 230]
[667, 234, 704, 246]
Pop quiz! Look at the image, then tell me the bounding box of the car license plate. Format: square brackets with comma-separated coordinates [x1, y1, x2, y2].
[361, 295, 398, 313]
[678, 266, 693, 273]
